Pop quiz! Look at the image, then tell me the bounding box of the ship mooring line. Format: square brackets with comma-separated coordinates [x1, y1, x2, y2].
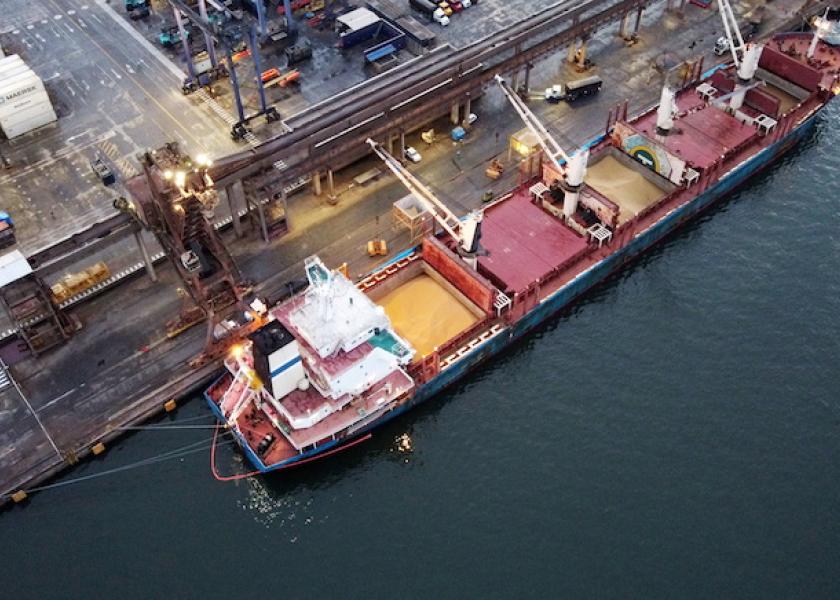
[3, 436, 237, 500]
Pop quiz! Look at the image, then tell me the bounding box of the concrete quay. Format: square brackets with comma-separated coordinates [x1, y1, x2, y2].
[0, 0, 820, 507]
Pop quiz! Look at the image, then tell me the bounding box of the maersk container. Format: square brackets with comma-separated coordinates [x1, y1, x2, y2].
[1, 105, 57, 138]
[0, 75, 50, 117]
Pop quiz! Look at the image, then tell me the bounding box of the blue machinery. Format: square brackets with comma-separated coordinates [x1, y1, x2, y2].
[168, 0, 283, 140]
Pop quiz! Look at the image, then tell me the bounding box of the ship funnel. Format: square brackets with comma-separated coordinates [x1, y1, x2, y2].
[656, 85, 676, 135]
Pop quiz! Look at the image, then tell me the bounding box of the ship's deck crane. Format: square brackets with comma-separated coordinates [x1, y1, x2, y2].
[716, 0, 763, 110]
[365, 139, 484, 268]
[493, 74, 588, 221]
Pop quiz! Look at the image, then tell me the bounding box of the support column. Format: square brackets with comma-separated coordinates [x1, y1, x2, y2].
[327, 168, 336, 204]
[399, 131, 406, 156]
[511, 69, 519, 92]
[173, 6, 195, 82]
[619, 13, 631, 38]
[450, 102, 460, 125]
[464, 93, 472, 120]
[225, 184, 244, 238]
[135, 230, 157, 282]
[313, 171, 322, 196]
[256, 201, 269, 243]
[280, 188, 289, 231]
[249, 25, 269, 114]
[197, 0, 217, 67]
[633, 7, 643, 35]
[387, 132, 394, 155]
[567, 40, 578, 63]
[523, 65, 531, 95]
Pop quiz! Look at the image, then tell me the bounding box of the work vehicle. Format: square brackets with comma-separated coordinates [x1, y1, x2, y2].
[0, 211, 16, 249]
[90, 155, 115, 186]
[714, 22, 757, 55]
[410, 0, 450, 25]
[451, 126, 466, 141]
[125, 0, 150, 19]
[437, 2, 453, 16]
[285, 39, 313, 65]
[159, 25, 189, 48]
[404, 146, 422, 163]
[544, 75, 603, 103]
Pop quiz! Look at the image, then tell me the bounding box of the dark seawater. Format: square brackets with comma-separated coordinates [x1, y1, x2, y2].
[2, 103, 839, 599]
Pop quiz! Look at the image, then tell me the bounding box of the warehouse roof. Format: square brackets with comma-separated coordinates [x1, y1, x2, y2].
[337, 8, 380, 32]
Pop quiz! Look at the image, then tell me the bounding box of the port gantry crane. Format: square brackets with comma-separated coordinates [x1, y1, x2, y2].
[493, 74, 588, 222]
[365, 138, 485, 269]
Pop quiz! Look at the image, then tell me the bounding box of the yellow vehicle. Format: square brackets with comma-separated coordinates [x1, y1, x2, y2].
[438, 2, 453, 16]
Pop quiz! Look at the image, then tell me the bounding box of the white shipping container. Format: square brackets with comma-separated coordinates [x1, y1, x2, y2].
[0, 76, 50, 116]
[0, 54, 23, 70]
[0, 65, 35, 88]
[0, 62, 28, 81]
[0, 104, 57, 138]
[0, 98, 56, 125]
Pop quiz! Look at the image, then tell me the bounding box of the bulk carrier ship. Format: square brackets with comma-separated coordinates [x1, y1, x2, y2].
[205, 24, 840, 474]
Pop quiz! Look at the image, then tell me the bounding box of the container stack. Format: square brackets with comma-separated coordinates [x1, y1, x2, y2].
[0, 54, 57, 139]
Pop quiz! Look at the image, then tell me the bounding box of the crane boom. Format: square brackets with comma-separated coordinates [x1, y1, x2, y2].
[494, 74, 589, 221]
[366, 139, 484, 265]
[717, 0, 746, 67]
[493, 75, 570, 166]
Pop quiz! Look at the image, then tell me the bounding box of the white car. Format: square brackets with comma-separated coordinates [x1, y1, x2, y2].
[433, 8, 450, 26]
[467, 112, 478, 124]
[462, 0, 472, 6]
[404, 146, 422, 163]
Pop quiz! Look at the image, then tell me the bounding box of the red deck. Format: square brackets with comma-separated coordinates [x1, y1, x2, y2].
[477, 191, 589, 294]
[631, 100, 756, 169]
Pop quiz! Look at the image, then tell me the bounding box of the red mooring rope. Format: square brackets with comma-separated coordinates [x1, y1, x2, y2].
[211, 424, 373, 482]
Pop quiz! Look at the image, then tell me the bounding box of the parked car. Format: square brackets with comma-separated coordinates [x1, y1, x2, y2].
[404, 146, 422, 163]
[467, 112, 478, 125]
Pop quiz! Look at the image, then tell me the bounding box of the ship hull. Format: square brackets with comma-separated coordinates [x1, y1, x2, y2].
[209, 110, 820, 474]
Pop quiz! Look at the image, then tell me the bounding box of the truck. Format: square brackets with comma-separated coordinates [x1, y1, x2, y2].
[409, 0, 450, 26]
[713, 22, 758, 55]
[544, 75, 603, 103]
